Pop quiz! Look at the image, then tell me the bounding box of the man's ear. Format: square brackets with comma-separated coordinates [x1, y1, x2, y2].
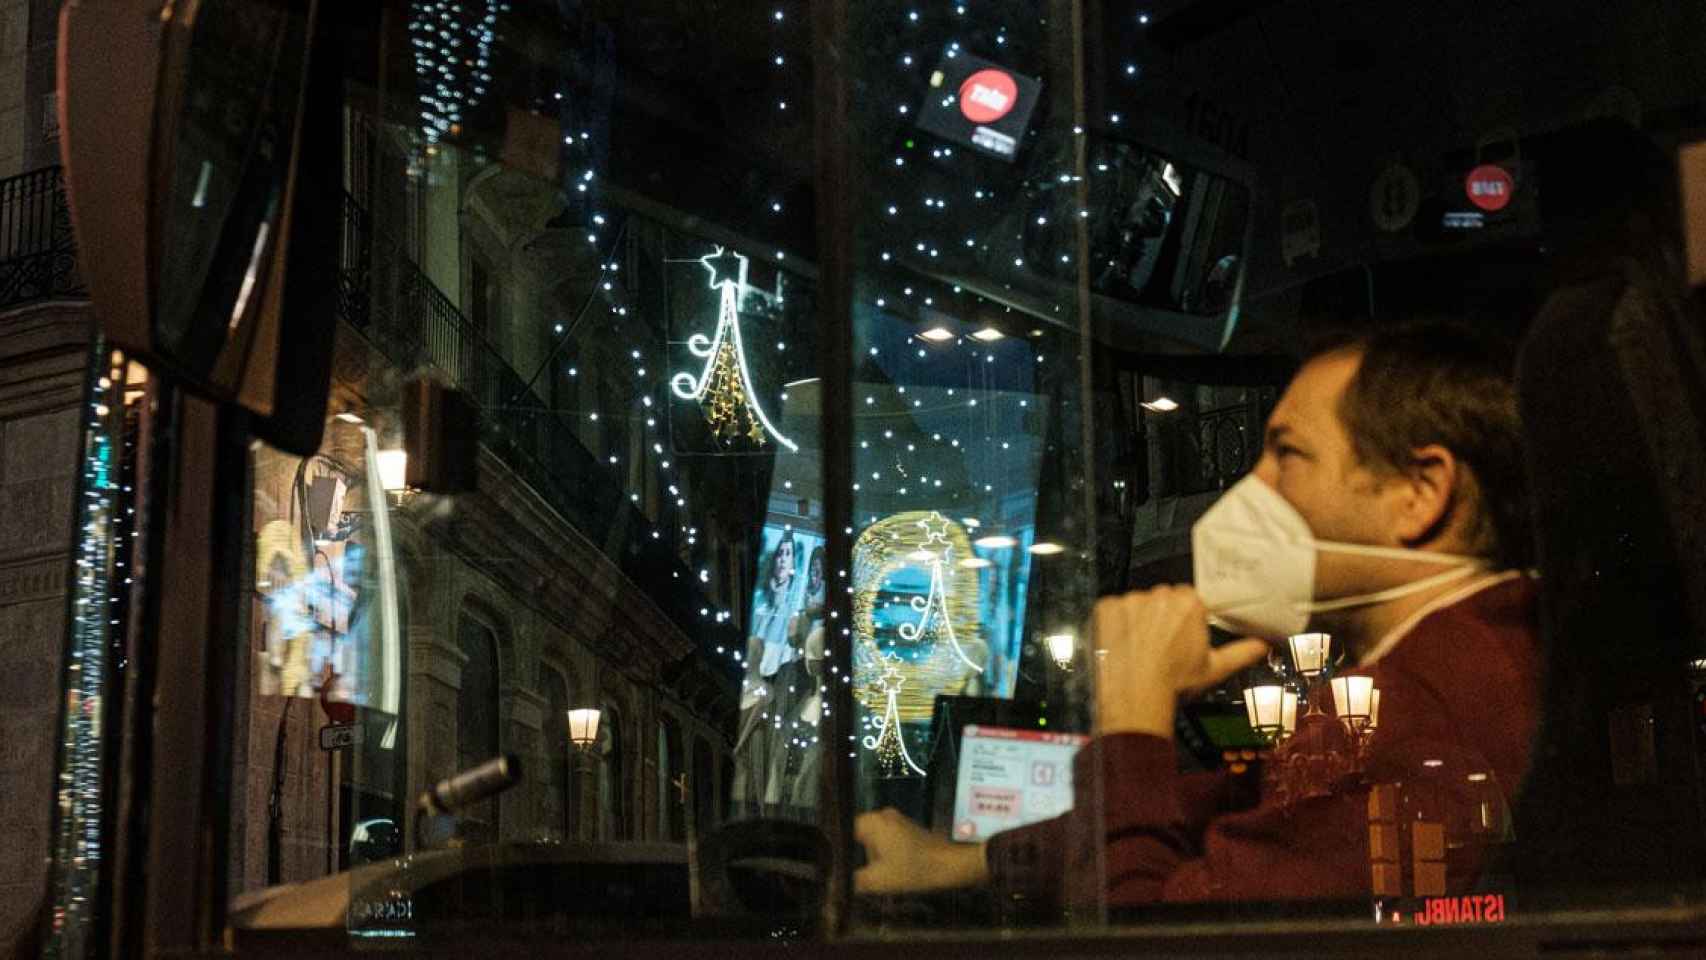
[1392, 443, 1459, 546]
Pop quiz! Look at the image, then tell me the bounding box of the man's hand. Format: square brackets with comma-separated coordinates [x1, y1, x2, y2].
[1093, 586, 1269, 737]
[853, 808, 988, 894]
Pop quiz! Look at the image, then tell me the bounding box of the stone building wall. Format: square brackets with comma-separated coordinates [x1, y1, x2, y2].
[0, 301, 92, 954]
[227, 322, 737, 899]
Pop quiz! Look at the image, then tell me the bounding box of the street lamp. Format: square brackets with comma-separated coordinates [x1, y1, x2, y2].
[376, 448, 409, 493]
[1045, 632, 1075, 670]
[1242, 683, 1286, 741]
[1329, 675, 1375, 733]
[1287, 633, 1332, 680]
[568, 708, 602, 757]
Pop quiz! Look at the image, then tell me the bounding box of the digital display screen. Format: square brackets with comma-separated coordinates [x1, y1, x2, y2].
[949, 724, 1088, 842]
[915, 50, 1042, 162]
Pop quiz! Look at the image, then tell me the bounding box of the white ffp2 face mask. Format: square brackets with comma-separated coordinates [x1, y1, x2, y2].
[1191, 475, 1486, 639]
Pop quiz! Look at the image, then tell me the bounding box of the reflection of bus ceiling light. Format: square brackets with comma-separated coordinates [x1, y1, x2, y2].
[918, 326, 956, 342]
[334, 412, 365, 424]
[960, 517, 982, 529]
[970, 327, 1004, 342]
[376, 450, 409, 493]
[958, 557, 992, 569]
[1028, 541, 1065, 556]
[1045, 632, 1075, 669]
[973, 534, 1018, 550]
[1141, 397, 1180, 413]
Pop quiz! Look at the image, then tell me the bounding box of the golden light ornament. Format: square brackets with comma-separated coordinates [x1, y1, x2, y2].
[863, 654, 927, 778]
[853, 511, 987, 724]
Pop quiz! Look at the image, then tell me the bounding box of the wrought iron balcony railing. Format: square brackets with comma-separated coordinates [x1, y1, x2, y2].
[337, 190, 739, 657]
[0, 166, 87, 310]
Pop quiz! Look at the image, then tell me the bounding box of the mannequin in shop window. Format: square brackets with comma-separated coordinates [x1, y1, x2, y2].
[733, 530, 806, 814]
[784, 547, 828, 811]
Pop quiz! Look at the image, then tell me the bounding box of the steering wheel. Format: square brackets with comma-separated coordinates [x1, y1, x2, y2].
[695, 818, 830, 921]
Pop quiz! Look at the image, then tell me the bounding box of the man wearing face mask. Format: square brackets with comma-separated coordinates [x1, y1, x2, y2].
[854, 320, 1539, 908]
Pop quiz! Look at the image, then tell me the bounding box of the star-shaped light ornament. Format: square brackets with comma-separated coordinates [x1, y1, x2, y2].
[698, 247, 748, 291]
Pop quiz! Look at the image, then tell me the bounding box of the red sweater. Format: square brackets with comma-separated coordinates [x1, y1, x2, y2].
[986, 575, 1540, 908]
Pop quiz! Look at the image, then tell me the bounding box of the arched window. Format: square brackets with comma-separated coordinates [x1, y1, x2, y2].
[541, 665, 575, 839]
[455, 611, 501, 843]
[658, 717, 685, 842]
[597, 701, 626, 841]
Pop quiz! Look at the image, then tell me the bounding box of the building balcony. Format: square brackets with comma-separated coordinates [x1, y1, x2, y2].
[1, 163, 735, 688]
[0, 166, 86, 311]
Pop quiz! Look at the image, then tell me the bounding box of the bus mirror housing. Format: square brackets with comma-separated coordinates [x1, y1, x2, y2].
[58, 0, 337, 455]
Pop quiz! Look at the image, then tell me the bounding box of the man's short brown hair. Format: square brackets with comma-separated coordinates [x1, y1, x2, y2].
[1311, 322, 1531, 568]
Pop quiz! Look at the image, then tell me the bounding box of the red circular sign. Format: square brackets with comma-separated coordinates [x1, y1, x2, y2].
[958, 69, 1018, 124]
[1464, 164, 1515, 212]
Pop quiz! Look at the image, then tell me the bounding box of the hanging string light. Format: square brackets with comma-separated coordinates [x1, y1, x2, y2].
[408, 0, 510, 146]
[47, 348, 131, 954]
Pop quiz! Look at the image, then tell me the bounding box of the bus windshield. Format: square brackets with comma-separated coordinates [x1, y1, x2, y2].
[28, 0, 1706, 955]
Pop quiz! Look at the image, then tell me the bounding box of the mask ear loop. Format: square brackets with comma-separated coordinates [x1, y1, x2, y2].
[1303, 563, 1484, 614]
[1312, 538, 1488, 566]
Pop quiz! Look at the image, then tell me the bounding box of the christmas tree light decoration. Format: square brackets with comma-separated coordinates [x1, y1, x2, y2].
[862, 653, 927, 778]
[671, 246, 798, 451]
[852, 512, 987, 722]
[897, 514, 984, 674]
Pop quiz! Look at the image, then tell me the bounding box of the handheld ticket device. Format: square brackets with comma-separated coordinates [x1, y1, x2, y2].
[945, 725, 1089, 843]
